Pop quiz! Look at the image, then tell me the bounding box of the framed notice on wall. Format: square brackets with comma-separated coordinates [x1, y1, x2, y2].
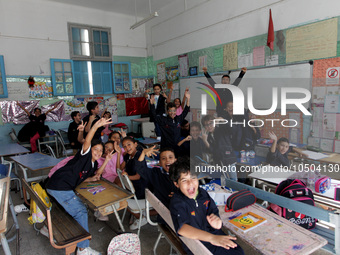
[157, 62, 166, 83]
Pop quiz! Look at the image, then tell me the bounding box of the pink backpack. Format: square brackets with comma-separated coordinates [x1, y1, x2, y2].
[268, 179, 316, 229]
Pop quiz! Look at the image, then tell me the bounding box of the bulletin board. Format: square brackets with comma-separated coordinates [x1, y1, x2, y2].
[309, 57, 340, 152]
[180, 62, 312, 110]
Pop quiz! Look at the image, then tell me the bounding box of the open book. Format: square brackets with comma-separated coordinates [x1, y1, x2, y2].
[229, 212, 267, 232]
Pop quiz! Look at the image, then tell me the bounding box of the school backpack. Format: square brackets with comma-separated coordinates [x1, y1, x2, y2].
[28, 182, 52, 224]
[269, 179, 316, 229]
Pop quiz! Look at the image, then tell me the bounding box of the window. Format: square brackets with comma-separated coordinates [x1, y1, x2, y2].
[73, 61, 113, 95]
[0, 56, 8, 98]
[50, 59, 75, 96]
[113, 62, 132, 94]
[68, 23, 112, 61]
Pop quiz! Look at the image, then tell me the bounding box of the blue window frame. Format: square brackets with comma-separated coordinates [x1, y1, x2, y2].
[0, 56, 8, 98]
[113, 62, 132, 94]
[50, 59, 75, 96]
[73, 61, 112, 95]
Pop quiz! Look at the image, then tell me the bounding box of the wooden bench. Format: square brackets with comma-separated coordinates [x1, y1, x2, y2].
[145, 188, 213, 255]
[22, 179, 91, 255]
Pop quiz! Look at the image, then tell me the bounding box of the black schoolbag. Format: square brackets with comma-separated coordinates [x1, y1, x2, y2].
[269, 179, 316, 229]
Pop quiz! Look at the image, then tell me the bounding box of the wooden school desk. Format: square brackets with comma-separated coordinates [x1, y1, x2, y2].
[219, 203, 327, 255]
[248, 167, 340, 209]
[75, 179, 133, 232]
[130, 117, 149, 133]
[0, 143, 30, 175]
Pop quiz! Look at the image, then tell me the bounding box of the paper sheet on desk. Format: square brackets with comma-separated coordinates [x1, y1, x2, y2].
[208, 190, 232, 206]
[302, 150, 328, 160]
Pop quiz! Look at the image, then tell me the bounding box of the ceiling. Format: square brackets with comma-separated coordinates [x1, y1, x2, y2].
[46, 0, 175, 18]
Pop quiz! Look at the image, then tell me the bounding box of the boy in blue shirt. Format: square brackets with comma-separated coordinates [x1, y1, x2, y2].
[169, 158, 244, 255]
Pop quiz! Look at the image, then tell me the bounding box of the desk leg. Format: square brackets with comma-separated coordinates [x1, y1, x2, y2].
[8, 195, 20, 255]
[130, 120, 134, 133]
[38, 140, 41, 153]
[112, 206, 125, 232]
[55, 137, 59, 158]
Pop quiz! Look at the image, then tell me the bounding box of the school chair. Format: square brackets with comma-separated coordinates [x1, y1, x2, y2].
[111, 123, 129, 132]
[117, 169, 151, 236]
[8, 128, 31, 149]
[45, 145, 56, 158]
[0, 162, 23, 199]
[57, 137, 74, 157]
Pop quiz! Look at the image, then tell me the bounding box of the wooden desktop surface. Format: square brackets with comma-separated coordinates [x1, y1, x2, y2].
[220, 203, 327, 255]
[0, 143, 30, 157]
[75, 179, 133, 215]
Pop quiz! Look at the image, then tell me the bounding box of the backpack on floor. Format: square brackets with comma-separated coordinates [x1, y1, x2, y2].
[269, 179, 316, 229]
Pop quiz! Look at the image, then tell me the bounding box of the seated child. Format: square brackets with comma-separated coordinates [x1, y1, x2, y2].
[169, 158, 244, 255]
[101, 110, 112, 136]
[266, 131, 306, 167]
[116, 137, 148, 230]
[201, 114, 237, 180]
[17, 101, 57, 152]
[189, 121, 209, 159]
[46, 118, 113, 255]
[97, 141, 123, 185]
[150, 90, 190, 155]
[136, 147, 177, 209]
[243, 113, 261, 151]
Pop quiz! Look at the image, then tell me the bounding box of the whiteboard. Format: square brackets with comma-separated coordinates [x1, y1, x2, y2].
[180, 63, 312, 110]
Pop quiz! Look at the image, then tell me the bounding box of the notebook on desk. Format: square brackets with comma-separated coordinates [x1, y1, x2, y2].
[302, 150, 328, 160]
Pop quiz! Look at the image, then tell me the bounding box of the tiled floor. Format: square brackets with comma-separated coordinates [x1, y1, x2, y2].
[3, 188, 334, 255]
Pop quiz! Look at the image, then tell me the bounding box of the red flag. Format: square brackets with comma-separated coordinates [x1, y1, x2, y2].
[267, 9, 274, 51]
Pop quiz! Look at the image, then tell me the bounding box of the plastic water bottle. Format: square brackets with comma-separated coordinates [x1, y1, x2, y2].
[220, 174, 226, 188]
[307, 166, 316, 190]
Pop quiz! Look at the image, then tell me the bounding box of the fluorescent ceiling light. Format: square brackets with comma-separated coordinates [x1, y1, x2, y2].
[130, 12, 158, 29]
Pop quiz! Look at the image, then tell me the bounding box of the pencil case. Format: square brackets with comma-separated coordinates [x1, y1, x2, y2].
[225, 189, 256, 212]
[315, 176, 331, 194]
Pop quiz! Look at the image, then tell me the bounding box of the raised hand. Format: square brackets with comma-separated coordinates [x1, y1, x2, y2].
[201, 130, 208, 141]
[114, 141, 121, 154]
[184, 89, 190, 100]
[105, 149, 115, 161]
[268, 131, 277, 141]
[93, 117, 112, 128]
[202, 67, 208, 73]
[241, 67, 247, 73]
[185, 135, 192, 142]
[150, 94, 155, 105]
[143, 145, 159, 157]
[77, 121, 87, 132]
[118, 128, 127, 138]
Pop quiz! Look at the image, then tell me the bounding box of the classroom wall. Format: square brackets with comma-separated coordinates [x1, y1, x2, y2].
[146, 0, 340, 60]
[0, 0, 147, 76]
